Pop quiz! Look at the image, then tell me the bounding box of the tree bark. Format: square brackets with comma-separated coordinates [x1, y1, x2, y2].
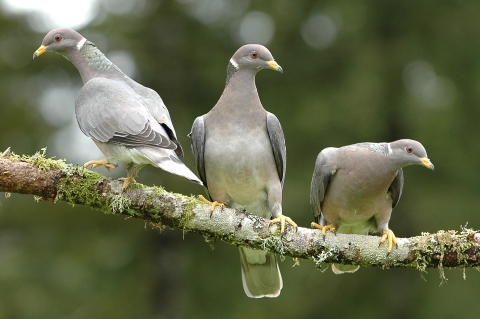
[1, 149, 479, 277]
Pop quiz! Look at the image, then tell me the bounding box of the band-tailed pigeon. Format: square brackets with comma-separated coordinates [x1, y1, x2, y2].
[33, 28, 202, 189]
[310, 139, 434, 274]
[189, 44, 296, 298]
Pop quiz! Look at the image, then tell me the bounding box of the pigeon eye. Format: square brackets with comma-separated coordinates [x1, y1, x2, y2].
[54, 34, 63, 42]
[405, 146, 414, 154]
[249, 51, 259, 59]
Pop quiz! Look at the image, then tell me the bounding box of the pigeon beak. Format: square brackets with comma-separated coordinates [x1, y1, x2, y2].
[420, 157, 434, 171]
[33, 45, 47, 59]
[266, 60, 283, 73]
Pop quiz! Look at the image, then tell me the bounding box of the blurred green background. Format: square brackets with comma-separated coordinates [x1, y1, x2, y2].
[0, 0, 479, 318]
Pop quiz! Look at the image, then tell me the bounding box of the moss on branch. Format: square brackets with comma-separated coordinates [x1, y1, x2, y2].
[1, 148, 479, 278]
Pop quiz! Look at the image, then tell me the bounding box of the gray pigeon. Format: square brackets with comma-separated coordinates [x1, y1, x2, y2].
[189, 44, 296, 298]
[310, 139, 434, 274]
[33, 28, 202, 189]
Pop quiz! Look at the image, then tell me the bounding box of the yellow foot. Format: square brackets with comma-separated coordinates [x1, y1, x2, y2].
[379, 228, 398, 252]
[118, 176, 137, 190]
[84, 158, 118, 171]
[271, 213, 297, 233]
[199, 195, 225, 211]
[311, 222, 336, 236]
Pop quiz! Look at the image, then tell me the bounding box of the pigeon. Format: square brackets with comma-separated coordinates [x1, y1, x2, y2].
[310, 139, 434, 274]
[189, 44, 296, 298]
[33, 28, 202, 189]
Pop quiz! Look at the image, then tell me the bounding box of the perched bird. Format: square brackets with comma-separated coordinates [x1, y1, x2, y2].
[310, 139, 434, 274]
[190, 44, 296, 298]
[33, 28, 202, 189]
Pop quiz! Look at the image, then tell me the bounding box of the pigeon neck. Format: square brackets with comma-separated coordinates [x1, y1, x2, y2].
[224, 68, 259, 101]
[67, 41, 118, 84]
[386, 148, 410, 171]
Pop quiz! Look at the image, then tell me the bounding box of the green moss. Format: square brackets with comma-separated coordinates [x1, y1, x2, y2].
[11, 148, 67, 172]
[142, 185, 167, 220]
[56, 165, 109, 212]
[410, 229, 477, 284]
[178, 194, 203, 237]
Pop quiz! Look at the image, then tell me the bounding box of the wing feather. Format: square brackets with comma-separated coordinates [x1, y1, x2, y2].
[75, 77, 176, 150]
[266, 112, 286, 188]
[189, 116, 208, 189]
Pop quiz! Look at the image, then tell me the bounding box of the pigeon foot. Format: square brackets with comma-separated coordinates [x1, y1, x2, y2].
[118, 176, 136, 190]
[311, 222, 336, 237]
[271, 213, 297, 233]
[199, 195, 225, 211]
[84, 158, 117, 171]
[379, 228, 398, 252]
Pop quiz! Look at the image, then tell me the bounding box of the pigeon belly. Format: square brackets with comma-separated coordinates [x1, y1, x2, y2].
[203, 130, 278, 219]
[321, 164, 396, 234]
[93, 140, 156, 166]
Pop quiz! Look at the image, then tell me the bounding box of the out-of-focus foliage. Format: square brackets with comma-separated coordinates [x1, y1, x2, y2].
[0, 0, 479, 318]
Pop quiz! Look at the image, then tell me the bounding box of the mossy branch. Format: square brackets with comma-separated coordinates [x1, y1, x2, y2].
[1, 149, 479, 277]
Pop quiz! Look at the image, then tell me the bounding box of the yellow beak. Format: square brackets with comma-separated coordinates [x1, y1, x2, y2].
[420, 157, 434, 171]
[33, 45, 47, 59]
[266, 60, 283, 73]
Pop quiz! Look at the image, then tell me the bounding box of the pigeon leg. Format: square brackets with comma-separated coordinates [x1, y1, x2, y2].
[118, 163, 145, 190]
[379, 228, 398, 252]
[311, 222, 336, 236]
[199, 195, 225, 211]
[84, 158, 118, 171]
[118, 176, 136, 190]
[271, 213, 297, 233]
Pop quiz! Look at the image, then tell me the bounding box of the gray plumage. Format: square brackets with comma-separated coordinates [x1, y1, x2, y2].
[310, 139, 434, 274]
[33, 28, 202, 189]
[190, 44, 295, 298]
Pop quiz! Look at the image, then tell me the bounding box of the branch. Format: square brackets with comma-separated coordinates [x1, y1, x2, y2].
[1, 148, 479, 278]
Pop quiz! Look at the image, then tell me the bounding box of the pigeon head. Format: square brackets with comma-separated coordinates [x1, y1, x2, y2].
[229, 44, 283, 74]
[389, 139, 434, 170]
[33, 28, 86, 59]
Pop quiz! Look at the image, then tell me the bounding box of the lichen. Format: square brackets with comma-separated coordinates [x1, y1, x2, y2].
[109, 194, 132, 213]
[312, 249, 335, 270]
[412, 232, 435, 273]
[292, 257, 300, 267]
[203, 234, 216, 250]
[409, 228, 478, 284]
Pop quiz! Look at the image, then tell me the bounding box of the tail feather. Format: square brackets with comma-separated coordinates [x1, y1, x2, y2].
[138, 147, 203, 185]
[332, 264, 360, 274]
[239, 247, 282, 298]
[330, 224, 368, 274]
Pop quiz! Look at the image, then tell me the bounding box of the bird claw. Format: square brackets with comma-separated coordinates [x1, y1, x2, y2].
[311, 222, 336, 240]
[199, 195, 225, 213]
[118, 176, 136, 190]
[271, 214, 297, 233]
[379, 228, 398, 252]
[84, 158, 118, 171]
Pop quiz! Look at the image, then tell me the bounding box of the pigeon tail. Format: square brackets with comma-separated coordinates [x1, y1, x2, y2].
[138, 147, 203, 185]
[332, 263, 360, 274]
[239, 247, 282, 298]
